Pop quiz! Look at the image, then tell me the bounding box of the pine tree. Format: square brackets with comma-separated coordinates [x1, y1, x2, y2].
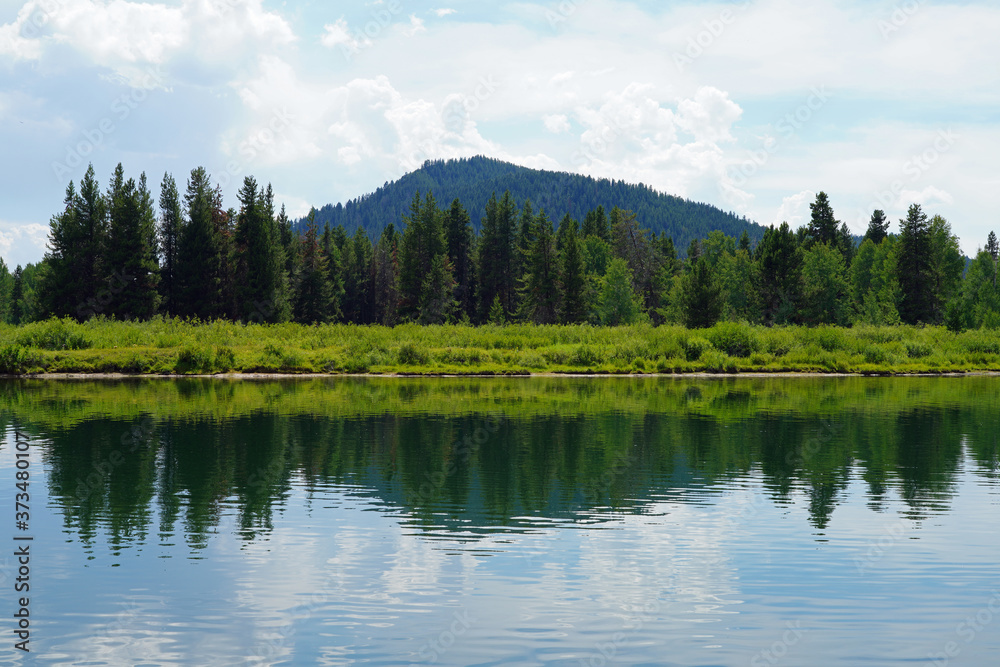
[104, 168, 160, 319]
[176, 167, 224, 320]
[418, 253, 458, 325]
[9, 265, 24, 325]
[582, 205, 609, 241]
[74, 164, 108, 313]
[399, 192, 447, 321]
[987, 231, 999, 288]
[321, 225, 346, 322]
[488, 294, 506, 325]
[276, 204, 301, 284]
[343, 227, 373, 324]
[371, 224, 400, 326]
[896, 204, 935, 324]
[444, 198, 474, 320]
[556, 213, 577, 252]
[39, 182, 80, 318]
[738, 230, 752, 253]
[293, 209, 333, 324]
[477, 191, 517, 322]
[158, 173, 183, 315]
[559, 222, 588, 324]
[682, 257, 723, 329]
[611, 209, 659, 316]
[808, 192, 839, 246]
[234, 176, 290, 323]
[755, 222, 802, 324]
[518, 210, 560, 324]
[865, 210, 889, 245]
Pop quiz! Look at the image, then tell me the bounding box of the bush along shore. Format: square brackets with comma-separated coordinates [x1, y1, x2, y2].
[2, 317, 1000, 376]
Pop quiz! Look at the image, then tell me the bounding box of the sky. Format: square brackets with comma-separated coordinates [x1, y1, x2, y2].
[1, 0, 998, 268]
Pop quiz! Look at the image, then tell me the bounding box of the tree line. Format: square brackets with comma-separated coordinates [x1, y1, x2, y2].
[2, 162, 998, 331]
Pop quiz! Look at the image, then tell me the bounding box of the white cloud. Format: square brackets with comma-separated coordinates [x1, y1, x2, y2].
[321, 18, 360, 49]
[433, 8, 456, 18]
[403, 14, 426, 36]
[899, 186, 954, 208]
[0, 221, 48, 268]
[775, 190, 815, 227]
[543, 114, 570, 134]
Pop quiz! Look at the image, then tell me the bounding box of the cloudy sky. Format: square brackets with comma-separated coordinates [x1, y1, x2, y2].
[1, 0, 998, 268]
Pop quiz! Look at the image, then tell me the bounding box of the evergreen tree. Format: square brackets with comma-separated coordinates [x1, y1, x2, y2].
[956, 251, 1000, 329]
[800, 243, 849, 325]
[418, 253, 458, 324]
[293, 209, 333, 324]
[477, 191, 517, 322]
[488, 294, 506, 325]
[371, 224, 400, 326]
[9, 264, 24, 325]
[320, 225, 346, 322]
[611, 209, 660, 316]
[343, 228, 373, 323]
[444, 198, 475, 319]
[807, 191, 839, 246]
[399, 192, 448, 321]
[738, 230, 752, 253]
[719, 248, 760, 323]
[158, 173, 183, 315]
[837, 222, 856, 266]
[104, 166, 161, 319]
[682, 257, 723, 329]
[582, 205, 609, 242]
[928, 215, 965, 323]
[558, 222, 588, 324]
[234, 176, 290, 323]
[755, 222, 802, 324]
[176, 167, 224, 320]
[518, 210, 560, 324]
[658, 233, 681, 277]
[850, 238, 900, 325]
[556, 213, 577, 252]
[865, 210, 889, 245]
[594, 258, 643, 326]
[896, 204, 935, 324]
[276, 204, 301, 284]
[0, 259, 10, 323]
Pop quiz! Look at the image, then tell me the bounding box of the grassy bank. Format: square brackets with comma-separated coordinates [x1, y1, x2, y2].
[1, 317, 1000, 376]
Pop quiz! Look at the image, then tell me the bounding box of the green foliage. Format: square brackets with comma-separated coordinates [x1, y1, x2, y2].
[680, 336, 712, 361]
[595, 259, 644, 326]
[682, 258, 722, 329]
[0, 344, 36, 374]
[800, 243, 849, 325]
[16, 318, 91, 350]
[707, 322, 760, 358]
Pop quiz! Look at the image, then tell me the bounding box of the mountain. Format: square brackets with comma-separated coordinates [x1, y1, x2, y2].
[302, 156, 766, 252]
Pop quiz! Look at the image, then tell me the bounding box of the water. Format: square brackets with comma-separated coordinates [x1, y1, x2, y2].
[1, 377, 999, 665]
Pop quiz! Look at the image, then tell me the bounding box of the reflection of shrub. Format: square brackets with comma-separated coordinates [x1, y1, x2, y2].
[17, 318, 91, 350]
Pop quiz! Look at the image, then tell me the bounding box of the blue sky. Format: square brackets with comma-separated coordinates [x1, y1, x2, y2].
[2, 0, 999, 268]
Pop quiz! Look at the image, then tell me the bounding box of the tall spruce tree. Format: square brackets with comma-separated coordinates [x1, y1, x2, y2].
[755, 222, 802, 324]
[10, 265, 24, 325]
[320, 225, 346, 322]
[399, 192, 448, 321]
[176, 167, 223, 320]
[808, 191, 839, 247]
[896, 203, 935, 324]
[444, 198, 475, 320]
[371, 224, 400, 326]
[559, 221, 587, 324]
[517, 210, 560, 324]
[477, 191, 517, 322]
[234, 176, 289, 322]
[104, 166, 160, 319]
[343, 227, 373, 324]
[682, 256, 723, 329]
[865, 210, 889, 245]
[293, 209, 333, 324]
[158, 173, 183, 315]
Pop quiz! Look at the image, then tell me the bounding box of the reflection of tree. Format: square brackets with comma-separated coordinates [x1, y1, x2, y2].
[23, 380, 1000, 551]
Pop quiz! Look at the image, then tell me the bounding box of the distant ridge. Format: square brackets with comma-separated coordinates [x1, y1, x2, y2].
[303, 156, 766, 252]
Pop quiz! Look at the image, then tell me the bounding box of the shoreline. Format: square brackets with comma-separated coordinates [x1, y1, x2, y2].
[5, 370, 1000, 380]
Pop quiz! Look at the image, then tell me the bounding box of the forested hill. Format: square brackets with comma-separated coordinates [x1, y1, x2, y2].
[302, 156, 765, 251]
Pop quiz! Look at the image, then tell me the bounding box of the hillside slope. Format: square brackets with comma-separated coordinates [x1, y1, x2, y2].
[304, 156, 766, 251]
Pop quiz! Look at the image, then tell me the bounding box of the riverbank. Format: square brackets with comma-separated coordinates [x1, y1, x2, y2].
[2, 317, 1000, 376]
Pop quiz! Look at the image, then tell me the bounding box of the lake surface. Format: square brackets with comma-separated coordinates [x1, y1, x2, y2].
[1, 377, 999, 666]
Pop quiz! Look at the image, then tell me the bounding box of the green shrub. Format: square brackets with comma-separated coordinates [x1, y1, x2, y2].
[0, 345, 36, 374]
[906, 342, 932, 359]
[708, 322, 760, 358]
[681, 336, 712, 362]
[16, 318, 91, 350]
[214, 346, 237, 372]
[397, 342, 429, 366]
[813, 326, 846, 352]
[571, 344, 602, 367]
[176, 345, 213, 373]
